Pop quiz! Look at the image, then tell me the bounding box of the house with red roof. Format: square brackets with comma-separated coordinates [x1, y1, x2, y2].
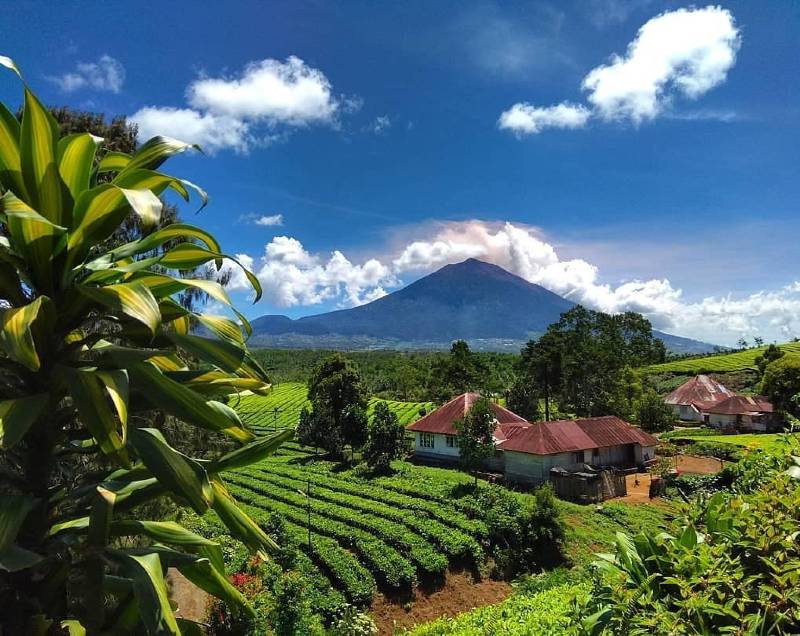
[705, 395, 777, 432]
[407, 393, 658, 485]
[664, 375, 735, 422]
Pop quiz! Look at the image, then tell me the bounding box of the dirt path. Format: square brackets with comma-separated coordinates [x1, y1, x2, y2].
[371, 570, 512, 635]
[676, 454, 726, 474]
[168, 568, 209, 622]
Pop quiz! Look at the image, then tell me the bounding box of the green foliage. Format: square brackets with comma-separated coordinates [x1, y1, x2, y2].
[302, 354, 369, 458]
[517, 307, 665, 417]
[586, 470, 800, 634]
[761, 354, 800, 417]
[632, 388, 674, 433]
[646, 341, 800, 375]
[0, 61, 287, 634]
[429, 340, 482, 402]
[460, 484, 565, 576]
[755, 342, 785, 377]
[455, 396, 497, 485]
[363, 401, 407, 473]
[405, 582, 588, 635]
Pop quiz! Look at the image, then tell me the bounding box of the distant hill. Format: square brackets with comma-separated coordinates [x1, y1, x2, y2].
[248, 258, 719, 354]
[645, 341, 800, 375]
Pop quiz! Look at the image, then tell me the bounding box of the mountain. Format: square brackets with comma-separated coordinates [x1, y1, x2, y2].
[248, 258, 719, 354]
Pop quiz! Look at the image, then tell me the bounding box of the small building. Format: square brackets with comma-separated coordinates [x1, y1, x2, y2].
[407, 395, 658, 491]
[705, 395, 777, 432]
[406, 392, 529, 469]
[664, 375, 735, 422]
[497, 416, 658, 485]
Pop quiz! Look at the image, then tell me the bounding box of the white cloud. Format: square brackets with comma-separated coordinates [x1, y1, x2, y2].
[223, 236, 398, 308]
[188, 57, 338, 125]
[499, 6, 740, 135]
[49, 55, 125, 93]
[255, 214, 284, 226]
[223, 220, 800, 346]
[498, 102, 590, 135]
[130, 57, 349, 152]
[131, 107, 250, 153]
[583, 6, 740, 123]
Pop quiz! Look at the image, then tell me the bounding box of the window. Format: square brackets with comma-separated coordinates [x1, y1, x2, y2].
[420, 432, 435, 449]
[446, 435, 459, 448]
[574, 451, 584, 464]
[592, 448, 599, 458]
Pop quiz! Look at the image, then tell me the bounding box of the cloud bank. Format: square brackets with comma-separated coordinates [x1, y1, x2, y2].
[132, 57, 351, 152]
[221, 220, 800, 346]
[500, 6, 741, 135]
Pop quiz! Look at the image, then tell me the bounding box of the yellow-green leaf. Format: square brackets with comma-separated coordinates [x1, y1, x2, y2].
[210, 478, 278, 556]
[0, 296, 54, 371]
[0, 101, 28, 199]
[0, 394, 48, 448]
[129, 428, 212, 514]
[57, 133, 100, 202]
[77, 281, 161, 334]
[111, 552, 180, 636]
[96, 150, 131, 174]
[20, 88, 66, 224]
[122, 136, 200, 173]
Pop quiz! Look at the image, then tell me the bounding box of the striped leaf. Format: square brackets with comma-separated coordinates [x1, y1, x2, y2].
[0, 394, 48, 448]
[124, 360, 254, 443]
[164, 370, 268, 397]
[122, 136, 200, 173]
[77, 281, 161, 335]
[210, 429, 293, 474]
[129, 428, 212, 514]
[100, 223, 222, 263]
[0, 55, 22, 78]
[196, 314, 245, 346]
[0, 101, 28, 199]
[210, 478, 278, 555]
[59, 366, 128, 465]
[0, 296, 54, 371]
[110, 552, 180, 636]
[96, 150, 131, 174]
[19, 88, 66, 225]
[96, 369, 129, 427]
[2, 191, 66, 291]
[0, 494, 42, 572]
[166, 333, 246, 376]
[57, 133, 101, 202]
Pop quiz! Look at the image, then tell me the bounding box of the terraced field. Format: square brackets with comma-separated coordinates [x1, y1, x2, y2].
[233, 382, 434, 435]
[644, 341, 800, 375]
[193, 445, 487, 608]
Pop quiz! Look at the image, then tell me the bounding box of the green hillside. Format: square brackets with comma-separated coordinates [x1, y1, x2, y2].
[644, 341, 800, 375]
[234, 382, 434, 436]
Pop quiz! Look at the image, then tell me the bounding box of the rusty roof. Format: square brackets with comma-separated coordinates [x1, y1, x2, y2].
[406, 392, 529, 435]
[498, 416, 658, 455]
[664, 375, 734, 407]
[704, 395, 774, 415]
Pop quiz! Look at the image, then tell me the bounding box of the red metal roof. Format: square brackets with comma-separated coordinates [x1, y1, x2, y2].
[704, 395, 774, 415]
[498, 416, 658, 455]
[406, 392, 528, 435]
[664, 375, 734, 407]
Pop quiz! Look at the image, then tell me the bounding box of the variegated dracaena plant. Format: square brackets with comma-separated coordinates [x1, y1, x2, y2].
[0, 56, 292, 634]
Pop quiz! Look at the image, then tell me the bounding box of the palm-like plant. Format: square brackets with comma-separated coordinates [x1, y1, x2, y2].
[0, 57, 292, 633]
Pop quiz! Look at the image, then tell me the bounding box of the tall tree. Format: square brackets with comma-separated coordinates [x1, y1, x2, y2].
[455, 397, 497, 487]
[514, 306, 666, 417]
[755, 343, 785, 378]
[363, 401, 406, 473]
[305, 353, 368, 459]
[0, 61, 288, 632]
[428, 340, 482, 401]
[760, 354, 800, 418]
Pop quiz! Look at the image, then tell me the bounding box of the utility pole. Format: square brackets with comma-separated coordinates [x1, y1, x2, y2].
[298, 481, 312, 551]
[272, 407, 281, 432]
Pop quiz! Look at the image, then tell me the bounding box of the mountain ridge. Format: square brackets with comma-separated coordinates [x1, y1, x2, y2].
[248, 258, 719, 354]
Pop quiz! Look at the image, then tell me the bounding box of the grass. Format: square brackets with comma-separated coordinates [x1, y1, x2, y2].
[233, 382, 433, 436]
[644, 341, 800, 375]
[661, 429, 799, 453]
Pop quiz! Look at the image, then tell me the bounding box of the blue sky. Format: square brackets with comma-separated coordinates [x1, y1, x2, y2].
[1, 0, 799, 345]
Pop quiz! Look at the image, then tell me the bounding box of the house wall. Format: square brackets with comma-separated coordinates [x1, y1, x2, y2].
[672, 404, 703, 422]
[708, 413, 773, 432]
[635, 445, 656, 464]
[413, 432, 460, 458]
[504, 451, 581, 485]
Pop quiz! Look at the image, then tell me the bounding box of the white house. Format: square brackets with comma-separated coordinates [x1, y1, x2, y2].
[664, 375, 735, 422]
[705, 395, 777, 432]
[407, 394, 658, 485]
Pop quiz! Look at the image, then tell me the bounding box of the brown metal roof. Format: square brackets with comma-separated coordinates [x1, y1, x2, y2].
[406, 392, 528, 435]
[498, 416, 658, 455]
[664, 375, 734, 407]
[704, 395, 774, 415]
